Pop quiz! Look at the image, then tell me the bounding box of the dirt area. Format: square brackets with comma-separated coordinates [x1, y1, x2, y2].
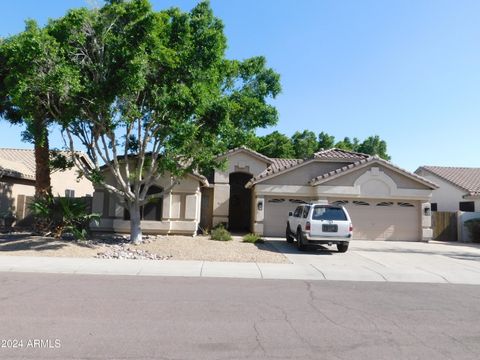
[0, 233, 289, 263]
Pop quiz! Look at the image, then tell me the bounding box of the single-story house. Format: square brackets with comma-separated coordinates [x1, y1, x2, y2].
[92, 147, 437, 241]
[415, 166, 480, 213]
[0, 148, 94, 221]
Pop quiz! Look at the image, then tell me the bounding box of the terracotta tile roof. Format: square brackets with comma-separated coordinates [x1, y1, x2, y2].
[309, 156, 438, 189]
[246, 158, 304, 187]
[0, 148, 91, 180]
[0, 148, 36, 179]
[417, 166, 480, 196]
[313, 148, 370, 161]
[217, 146, 273, 164]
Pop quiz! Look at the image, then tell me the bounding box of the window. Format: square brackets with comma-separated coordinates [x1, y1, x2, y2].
[124, 185, 163, 221]
[376, 201, 393, 207]
[293, 206, 303, 218]
[353, 200, 370, 206]
[332, 200, 348, 206]
[65, 189, 75, 198]
[289, 199, 308, 204]
[431, 203, 438, 212]
[312, 206, 348, 221]
[268, 198, 285, 203]
[459, 201, 475, 212]
[302, 206, 310, 218]
[398, 202, 415, 208]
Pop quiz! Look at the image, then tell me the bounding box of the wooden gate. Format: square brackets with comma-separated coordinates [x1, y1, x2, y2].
[432, 212, 457, 241]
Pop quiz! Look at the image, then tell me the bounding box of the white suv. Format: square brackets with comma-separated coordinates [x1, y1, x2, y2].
[286, 203, 353, 252]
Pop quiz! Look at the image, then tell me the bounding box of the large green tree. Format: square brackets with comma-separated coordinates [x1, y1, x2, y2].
[256, 131, 295, 158]
[0, 21, 77, 198]
[291, 130, 317, 158]
[357, 135, 391, 160]
[42, 0, 280, 243]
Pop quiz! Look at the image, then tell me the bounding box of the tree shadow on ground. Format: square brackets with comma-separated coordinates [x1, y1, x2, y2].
[260, 239, 335, 256]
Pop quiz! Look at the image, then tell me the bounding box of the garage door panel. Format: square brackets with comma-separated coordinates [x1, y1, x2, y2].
[263, 197, 310, 237]
[332, 199, 420, 241]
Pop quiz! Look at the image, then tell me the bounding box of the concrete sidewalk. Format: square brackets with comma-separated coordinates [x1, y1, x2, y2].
[1, 238, 480, 284]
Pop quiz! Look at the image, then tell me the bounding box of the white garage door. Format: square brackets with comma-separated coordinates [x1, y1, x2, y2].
[263, 197, 310, 237]
[332, 199, 420, 241]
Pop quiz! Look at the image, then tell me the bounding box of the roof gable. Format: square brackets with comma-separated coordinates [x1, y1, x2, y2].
[416, 166, 480, 196]
[311, 157, 438, 189]
[217, 146, 273, 165]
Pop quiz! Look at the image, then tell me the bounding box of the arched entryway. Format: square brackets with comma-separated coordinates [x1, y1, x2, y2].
[228, 172, 252, 232]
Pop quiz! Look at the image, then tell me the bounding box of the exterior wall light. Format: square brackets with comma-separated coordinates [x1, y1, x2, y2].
[257, 201, 263, 211]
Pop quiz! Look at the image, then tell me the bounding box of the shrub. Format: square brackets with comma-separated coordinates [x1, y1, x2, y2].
[464, 218, 480, 243]
[243, 233, 264, 244]
[29, 195, 100, 240]
[210, 224, 232, 241]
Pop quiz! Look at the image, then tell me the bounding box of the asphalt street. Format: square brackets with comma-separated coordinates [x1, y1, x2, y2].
[1, 272, 479, 359]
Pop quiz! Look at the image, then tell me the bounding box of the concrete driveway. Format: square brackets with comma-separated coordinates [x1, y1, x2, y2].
[267, 238, 480, 284]
[1, 239, 480, 284]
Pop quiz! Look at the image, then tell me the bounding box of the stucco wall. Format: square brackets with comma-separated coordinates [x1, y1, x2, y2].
[0, 178, 35, 218]
[92, 171, 202, 235]
[50, 167, 94, 197]
[416, 171, 467, 212]
[323, 164, 430, 190]
[261, 161, 350, 186]
[214, 151, 269, 184]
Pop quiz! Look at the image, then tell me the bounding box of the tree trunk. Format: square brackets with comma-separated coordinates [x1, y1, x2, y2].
[129, 203, 143, 244]
[33, 118, 51, 197]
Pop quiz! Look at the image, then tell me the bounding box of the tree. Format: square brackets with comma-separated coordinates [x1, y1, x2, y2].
[357, 135, 390, 160]
[317, 131, 335, 150]
[256, 131, 294, 158]
[0, 21, 76, 198]
[43, 0, 280, 243]
[291, 130, 317, 158]
[335, 136, 360, 152]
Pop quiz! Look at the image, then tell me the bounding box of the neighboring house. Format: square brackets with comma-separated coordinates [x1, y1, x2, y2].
[0, 148, 94, 221]
[415, 166, 480, 213]
[92, 147, 437, 241]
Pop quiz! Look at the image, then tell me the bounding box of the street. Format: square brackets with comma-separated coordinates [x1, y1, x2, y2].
[1, 272, 479, 359]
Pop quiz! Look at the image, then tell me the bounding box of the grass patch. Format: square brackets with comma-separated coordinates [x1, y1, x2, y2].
[243, 233, 264, 244]
[210, 225, 232, 241]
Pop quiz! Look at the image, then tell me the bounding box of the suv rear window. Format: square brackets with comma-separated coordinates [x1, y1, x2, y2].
[312, 206, 347, 221]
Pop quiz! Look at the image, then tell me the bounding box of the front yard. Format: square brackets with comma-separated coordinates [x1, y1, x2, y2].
[0, 233, 289, 264]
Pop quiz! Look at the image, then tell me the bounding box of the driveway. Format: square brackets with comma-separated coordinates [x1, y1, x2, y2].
[267, 238, 480, 284]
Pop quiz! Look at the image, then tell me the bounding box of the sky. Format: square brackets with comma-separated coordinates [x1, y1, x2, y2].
[1, 0, 479, 172]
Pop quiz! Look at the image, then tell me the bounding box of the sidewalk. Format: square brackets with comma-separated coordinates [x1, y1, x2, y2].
[1, 240, 480, 284]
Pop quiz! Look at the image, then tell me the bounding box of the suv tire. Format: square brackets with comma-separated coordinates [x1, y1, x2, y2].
[337, 243, 349, 253]
[286, 224, 294, 243]
[297, 229, 306, 251]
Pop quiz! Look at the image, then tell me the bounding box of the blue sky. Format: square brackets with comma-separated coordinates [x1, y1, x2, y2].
[1, 0, 479, 171]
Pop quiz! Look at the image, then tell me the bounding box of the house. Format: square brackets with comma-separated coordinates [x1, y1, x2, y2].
[0, 148, 94, 221]
[415, 166, 480, 213]
[92, 147, 437, 241]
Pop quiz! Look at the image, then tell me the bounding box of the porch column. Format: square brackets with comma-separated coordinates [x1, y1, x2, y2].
[253, 195, 265, 235]
[421, 202, 432, 242]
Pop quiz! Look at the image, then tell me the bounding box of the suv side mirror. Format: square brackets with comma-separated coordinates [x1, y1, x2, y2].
[288, 211, 293, 217]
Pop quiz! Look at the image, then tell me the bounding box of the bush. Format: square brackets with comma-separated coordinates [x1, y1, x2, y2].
[465, 218, 480, 243]
[210, 224, 232, 241]
[243, 233, 264, 244]
[29, 195, 100, 240]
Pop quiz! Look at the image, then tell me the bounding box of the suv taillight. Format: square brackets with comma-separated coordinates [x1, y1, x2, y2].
[306, 221, 311, 231]
[349, 224, 353, 232]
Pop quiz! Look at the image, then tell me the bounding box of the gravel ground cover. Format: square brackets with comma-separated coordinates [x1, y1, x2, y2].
[0, 233, 288, 263]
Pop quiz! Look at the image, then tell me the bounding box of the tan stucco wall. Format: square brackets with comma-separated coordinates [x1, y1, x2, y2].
[261, 161, 350, 186]
[51, 167, 94, 197]
[322, 164, 430, 190]
[212, 150, 269, 228]
[91, 171, 203, 236]
[0, 178, 35, 218]
[416, 170, 470, 212]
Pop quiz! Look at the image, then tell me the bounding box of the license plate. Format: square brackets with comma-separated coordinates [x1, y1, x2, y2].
[322, 224, 338, 232]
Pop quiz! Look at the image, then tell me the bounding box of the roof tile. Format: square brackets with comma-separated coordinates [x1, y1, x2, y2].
[418, 166, 480, 195]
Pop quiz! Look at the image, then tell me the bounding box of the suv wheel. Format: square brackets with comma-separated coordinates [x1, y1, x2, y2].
[337, 243, 349, 253]
[297, 229, 306, 251]
[286, 224, 294, 243]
